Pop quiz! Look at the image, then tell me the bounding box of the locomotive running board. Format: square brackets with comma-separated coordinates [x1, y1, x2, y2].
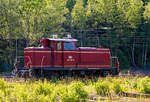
[22, 67, 118, 71]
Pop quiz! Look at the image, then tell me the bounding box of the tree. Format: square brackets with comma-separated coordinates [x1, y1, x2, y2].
[117, 0, 143, 28]
[0, 0, 21, 39]
[43, 0, 69, 34]
[85, 0, 144, 68]
[18, 0, 69, 45]
[144, 2, 150, 21]
[86, 0, 118, 27]
[0, 0, 21, 71]
[142, 2, 150, 68]
[71, 0, 87, 29]
[85, 0, 143, 28]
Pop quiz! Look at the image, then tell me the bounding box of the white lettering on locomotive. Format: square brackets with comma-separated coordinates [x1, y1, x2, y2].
[67, 56, 75, 61]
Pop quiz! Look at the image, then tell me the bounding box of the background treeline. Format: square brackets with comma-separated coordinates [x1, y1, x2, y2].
[0, 0, 150, 72]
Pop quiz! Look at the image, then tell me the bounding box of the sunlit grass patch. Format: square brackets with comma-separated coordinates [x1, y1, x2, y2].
[137, 76, 150, 94]
[0, 76, 149, 102]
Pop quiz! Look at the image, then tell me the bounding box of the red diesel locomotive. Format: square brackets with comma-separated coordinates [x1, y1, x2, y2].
[15, 37, 119, 77]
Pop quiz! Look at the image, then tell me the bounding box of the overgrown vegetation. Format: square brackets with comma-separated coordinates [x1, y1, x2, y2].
[0, 76, 150, 102]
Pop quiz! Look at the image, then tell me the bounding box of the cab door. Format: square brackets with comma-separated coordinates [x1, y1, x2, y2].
[53, 42, 63, 67]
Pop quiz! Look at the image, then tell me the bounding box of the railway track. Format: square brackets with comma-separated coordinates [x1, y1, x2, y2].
[1, 68, 150, 80]
[0, 71, 150, 78]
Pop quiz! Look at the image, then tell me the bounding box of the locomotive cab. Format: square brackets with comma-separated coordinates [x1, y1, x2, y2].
[40, 38, 77, 50]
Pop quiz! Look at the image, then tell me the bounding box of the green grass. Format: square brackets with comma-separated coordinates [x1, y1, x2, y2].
[0, 76, 150, 102]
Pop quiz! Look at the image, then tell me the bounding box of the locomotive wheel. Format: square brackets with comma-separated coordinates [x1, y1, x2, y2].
[29, 69, 36, 78]
[103, 71, 110, 77]
[15, 70, 29, 78]
[16, 71, 21, 77]
[80, 71, 86, 77]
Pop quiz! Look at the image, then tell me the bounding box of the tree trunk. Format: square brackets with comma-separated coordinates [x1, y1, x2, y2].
[142, 42, 145, 67]
[144, 42, 147, 69]
[131, 36, 137, 68]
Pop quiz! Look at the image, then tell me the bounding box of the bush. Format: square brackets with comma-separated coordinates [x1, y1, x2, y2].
[37, 94, 50, 102]
[0, 79, 6, 90]
[0, 79, 11, 96]
[51, 82, 88, 102]
[95, 81, 111, 96]
[137, 77, 150, 94]
[69, 82, 88, 101]
[50, 85, 68, 102]
[34, 81, 53, 96]
[0, 76, 150, 101]
[112, 82, 123, 94]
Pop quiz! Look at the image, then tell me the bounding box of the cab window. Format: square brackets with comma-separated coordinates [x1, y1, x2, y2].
[57, 42, 62, 50]
[64, 42, 75, 50]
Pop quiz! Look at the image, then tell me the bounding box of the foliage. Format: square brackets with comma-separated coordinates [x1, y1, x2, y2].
[112, 81, 123, 94]
[18, 0, 69, 39]
[144, 2, 150, 21]
[71, 0, 87, 29]
[137, 77, 150, 93]
[34, 80, 54, 96]
[0, 76, 150, 101]
[95, 80, 111, 96]
[51, 81, 88, 102]
[117, 0, 143, 27]
[86, 0, 118, 27]
[69, 82, 88, 101]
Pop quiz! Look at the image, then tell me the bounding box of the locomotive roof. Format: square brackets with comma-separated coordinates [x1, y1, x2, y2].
[47, 38, 78, 42]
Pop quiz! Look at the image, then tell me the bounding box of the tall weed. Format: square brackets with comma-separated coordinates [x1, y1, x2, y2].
[137, 77, 150, 94]
[112, 82, 123, 94]
[95, 80, 111, 96]
[34, 81, 54, 96]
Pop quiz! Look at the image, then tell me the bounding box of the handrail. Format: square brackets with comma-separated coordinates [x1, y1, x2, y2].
[41, 56, 46, 67]
[111, 56, 118, 68]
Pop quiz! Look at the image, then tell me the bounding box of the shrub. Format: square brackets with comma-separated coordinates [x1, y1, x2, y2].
[51, 82, 88, 102]
[0, 90, 4, 101]
[13, 84, 29, 102]
[37, 94, 51, 102]
[137, 77, 150, 94]
[34, 81, 54, 96]
[69, 82, 88, 101]
[0, 79, 6, 90]
[0, 79, 11, 96]
[112, 82, 123, 94]
[50, 85, 68, 102]
[95, 81, 111, 96]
